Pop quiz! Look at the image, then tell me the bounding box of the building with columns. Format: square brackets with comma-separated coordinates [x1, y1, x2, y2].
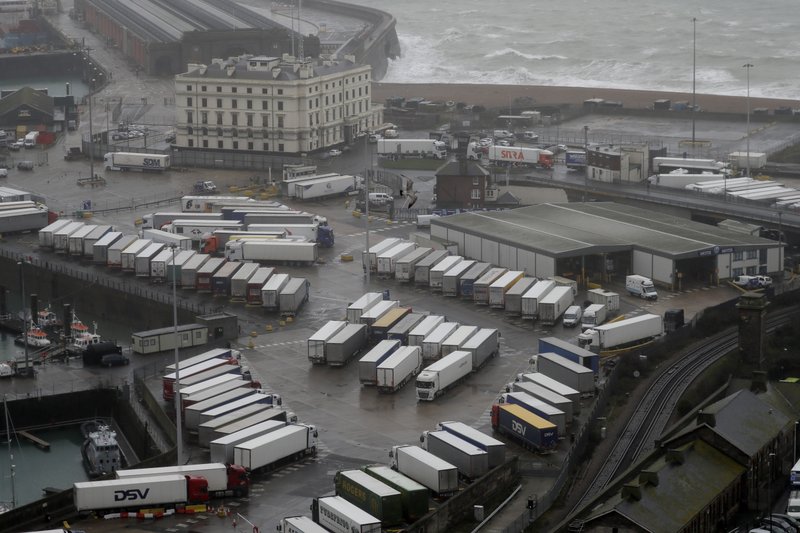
[174, 54, 382, 155]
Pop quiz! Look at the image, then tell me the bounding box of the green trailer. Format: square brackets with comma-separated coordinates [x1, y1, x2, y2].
[363, 464, 430, 521]
[334, 469, 403, 526]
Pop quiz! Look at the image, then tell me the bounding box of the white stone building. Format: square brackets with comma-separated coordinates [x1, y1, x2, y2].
[174, 54, 382, 154]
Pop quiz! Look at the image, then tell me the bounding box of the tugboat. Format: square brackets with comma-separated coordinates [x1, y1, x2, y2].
[67, 315, 102, 356]
[14, 327, 51, 348]
[80, 419, 124, 478]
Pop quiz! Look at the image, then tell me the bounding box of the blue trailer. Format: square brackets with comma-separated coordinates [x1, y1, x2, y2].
[491, 403, 557, 452]
[538, 337, 599, 373]
[458, 262, 492, 299]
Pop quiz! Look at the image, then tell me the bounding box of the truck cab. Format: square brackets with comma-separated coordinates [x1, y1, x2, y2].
[194, 180, 218, 194]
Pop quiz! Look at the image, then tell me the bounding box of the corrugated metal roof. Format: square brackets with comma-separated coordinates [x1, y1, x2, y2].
[433, 202, 777, 259]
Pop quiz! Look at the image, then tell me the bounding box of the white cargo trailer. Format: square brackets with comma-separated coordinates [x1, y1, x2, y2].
[210, 419, 286, 464]
[229, 262, 260, 300]
[377, 242, 417, 277]
[578, 313, 663, 353]
[488, 271, 525, 308]
[134, 242, 166, 277]
[114, 463, 248, 497]
[106, 234, 139, 268]
[359, 300, 399, 326]
[535, 352, 595, 396]
[294, 174, 359, 200]
[225, 240, 318, 265]
[520, 279, 555, 319]
[441, 260, 476, 297]
[181, 379, 249, 412]
[421, 430, 489, 480]
[53, 221, 85, 253]
[346, 292, 384, 323]
[326, 324, 368, 367]
[73, 474, 196, 512]
[196, 403, 266, 445]
[184, 387, 254, 428]
[211, 408, 289, 441]
[461, 328, 499, 370]
[436, 421, 506, 468]
[441, 325, 478, 357]
[279, 277, 310, 315]
[587, 288, 620, 314]
[38, 219, 72, 248]
[394, 247, 432, 281]
[416, 350, 472, 401]
[141, 228, 192, 250]
[92, 231, 123, 264]
[376, 346, 422, 393]
[278, 516, 330, 533]
[581, 304, 607, 330]
[519, 372, 580, 406]
[121, 239, 153, 272]
[180, 253, 210, 288]
[408, 315, 445, 346]
[261, 273, 290, 310]
[358, 340, 401, 385]
[413, 250, 449, 285]
[511, 380, 574, 423]
[429, 256, 463, 290]
[196, 392, 279, 428]
[81, 225, 113, 257]
[149, 249, 174, 280]
[67, 224, 96, 256]
[473, 267, 508, 305]
[537, 286, 574, 325]
[503, 277, 537, 316]
[308, 320, 348, 364]
[362, 238, 402, 272]
[421, 322, 460, 361]
[312, 496, 381, 533]
[234, 423, 317, 472]
[389, 445, 458, 496]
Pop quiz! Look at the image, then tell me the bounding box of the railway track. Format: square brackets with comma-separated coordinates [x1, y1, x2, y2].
[568, 308, 797, 517]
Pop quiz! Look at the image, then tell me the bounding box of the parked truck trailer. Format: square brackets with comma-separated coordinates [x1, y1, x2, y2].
[421, 430, 489, 480]
[376, 346, 423, 393]
[334, 469, 403, 526]
[389, 445, 458, 496]
[234, 423, 318, 473]
[436, 421, 506, 468]
[416, 350, 472, 401]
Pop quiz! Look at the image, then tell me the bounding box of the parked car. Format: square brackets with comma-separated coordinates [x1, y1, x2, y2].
[329, 148, 342, 157]
[733, 275, 771, 289]
[9, 140, 24, 151]
[368, 134, 382, 143]
[101, 353, 129, 367]
[17, 161, 34, 171]
[0, 168, 7, 178]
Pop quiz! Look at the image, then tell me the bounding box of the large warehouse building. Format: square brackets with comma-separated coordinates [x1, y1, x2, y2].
[430, 202, 783, 289]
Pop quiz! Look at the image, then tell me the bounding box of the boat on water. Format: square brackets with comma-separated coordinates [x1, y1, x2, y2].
[80, 419, 124, 478]
[14, 328, 51, 348]
[67, 315, 102, 355]
[36, 308, 60, 328]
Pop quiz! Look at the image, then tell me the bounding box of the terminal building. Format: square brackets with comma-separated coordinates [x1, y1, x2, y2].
[430, 202, 783, 289]
[174, 54, 383, 154]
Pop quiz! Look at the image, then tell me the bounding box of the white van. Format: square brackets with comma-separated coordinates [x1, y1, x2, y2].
[625, 275, 658, 300]
[562, 305, 583, 328]
[369, 192, 393, 205]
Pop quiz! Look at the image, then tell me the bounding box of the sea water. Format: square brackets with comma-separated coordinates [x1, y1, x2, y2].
[344, 0, 799, 99]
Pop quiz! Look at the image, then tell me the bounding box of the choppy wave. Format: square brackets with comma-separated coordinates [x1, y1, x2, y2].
[346, 0, 800, 98]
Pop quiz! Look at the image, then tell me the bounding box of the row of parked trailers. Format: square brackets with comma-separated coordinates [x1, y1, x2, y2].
[306, 292, 500, 401]
[37, 219, 310, 320]
[361, 237, 584, 323]
[282, 420, 508, 532]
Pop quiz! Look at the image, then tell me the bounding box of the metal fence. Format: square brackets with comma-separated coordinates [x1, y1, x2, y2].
[0, 248, 215, 316]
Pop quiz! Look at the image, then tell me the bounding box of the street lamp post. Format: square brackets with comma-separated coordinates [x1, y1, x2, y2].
[691, 17, 697, 152]
[583, 126, 589, 202]
[88, 78, 95, 179]
[17, 259, 29, 375]
[364, 134, 371, 285]
[171, 244, 183, 465]
[768, 452, 775, 531]
[794, 421, 798, 464]
[743, 63, 754, 178]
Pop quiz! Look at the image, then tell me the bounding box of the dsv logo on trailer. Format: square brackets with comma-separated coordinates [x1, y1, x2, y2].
[114, 488, 151, 501]
[511, 420, 527, 436]
[143, 158, 163, 168]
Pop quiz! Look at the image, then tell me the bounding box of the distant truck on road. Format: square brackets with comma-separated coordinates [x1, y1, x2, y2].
[104, 152, 170, 172]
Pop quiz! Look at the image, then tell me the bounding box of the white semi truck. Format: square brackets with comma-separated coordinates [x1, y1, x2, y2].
[416, 350, 472, 401]
[377, 139, 447, 159]
[578, 313, 664, 352]
[234, 423, 318, 472]
[104, 152, 170, 172]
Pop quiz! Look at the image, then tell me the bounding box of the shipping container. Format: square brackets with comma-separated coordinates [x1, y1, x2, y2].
[421, 322, 460, 361]
[535, 352, 595, 396]
[512, 380, 574, 423]
[503, 277, 537, 316]
[195, 257, 226, 292]
[429, 256, 463, 291]
[362, 238, 402, 273]
[180, 253, 211, 288]
[408, 315, 445, 346]
[395, 247, 432, 282]
[210, 419, 287, 464]
[436, 421, 506, 468]
[326, 324, 368, 367]
[246, 267, 275, 305]
[473, 267, 508, 305]
[376, 346, 423, 393]
[92, 231, 123, 264]
[362, 465, 429, 521]
[538, 337, 599, 373]
[386, 313, 425, 344]
[308, 320, 348, 365]
[491, 403, 558, 451]
[334, 470, 403, 526]
[346, 292, 384, 323]
[106, 234, 138, 268]
[370, 307, 411, 341]
[461, 328, 499, 370]
[358, 340, 401, 386]
[458, 262, 492, 299]
[520, 280, 556, 320]
[311, 496, 381, 533]
[441, 325, 478, 357]
[441, 260, 476, 297]
[413, 250, 449, 285]
[230, 262, 260, 301]
[500, 392, 566, 436]
[488, 271, 525, 308]
[261, 273, 290, 310]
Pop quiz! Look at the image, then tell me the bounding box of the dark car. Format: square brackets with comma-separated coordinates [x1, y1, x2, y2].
[101, 353, 129, 367]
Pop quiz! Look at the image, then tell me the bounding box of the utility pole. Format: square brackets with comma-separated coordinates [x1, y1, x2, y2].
[743, 63, 754, 178]
[691, 17, 697, 153]
[18, 259, 29, 375]
[171, 245, 183, 465]
[364, 134, 371, 285]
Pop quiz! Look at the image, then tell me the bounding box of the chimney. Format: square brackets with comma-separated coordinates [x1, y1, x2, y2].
[621, 483, 642, 501]
[199, 65, 207, 75]
[696, 410, 716, 428]
[638, 469, 659, 487]
[272, 67, 281, 79]
[225, 65, 235, 77]
[665, 448, 685, 465]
